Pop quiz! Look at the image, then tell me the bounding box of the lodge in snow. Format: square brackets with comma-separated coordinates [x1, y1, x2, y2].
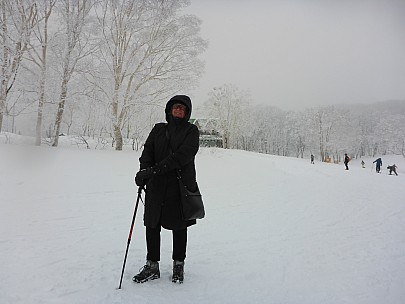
[189, 118, 223, 148]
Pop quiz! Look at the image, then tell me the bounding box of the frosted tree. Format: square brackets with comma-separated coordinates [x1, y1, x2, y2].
[93, 0, 207, 150]
[248, 105, 269, 153]
[310, 106, 337, 162]
[205, 84, 250, 149]
[268, 107, 287, 155]
[52, 0, 94, 147]
[286, 111, 307, 158]
[328, 108, 352, 161]
[247, 104, 280, 154]
[354, 110, 375, 157]
[23, 0, 57, 145]
[77, 90, 109, 139]
[390, 114, 405, 157]
[234, 104, 253, 151]
[267, 109, 288, 155]
[0, 0, 37, 132]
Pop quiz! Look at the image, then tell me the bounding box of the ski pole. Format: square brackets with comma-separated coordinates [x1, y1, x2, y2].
[118, 186, 143, 289]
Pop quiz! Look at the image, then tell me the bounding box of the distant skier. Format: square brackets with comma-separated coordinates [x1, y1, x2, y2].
[361, 160, 365, 168]
[344, 153, 350, 170]
[311, 154, 315, 164]
[387, 164, 398, 176]
[373, 157, 382, 173]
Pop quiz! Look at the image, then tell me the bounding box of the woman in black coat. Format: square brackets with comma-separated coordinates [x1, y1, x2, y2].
[133, 95, 199, 284]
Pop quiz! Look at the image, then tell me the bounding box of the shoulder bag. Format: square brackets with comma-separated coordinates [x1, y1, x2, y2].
[176, 169, 205, 220]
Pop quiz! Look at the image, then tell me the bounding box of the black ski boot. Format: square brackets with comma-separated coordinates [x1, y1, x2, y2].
[172, 260, 184, 283]
[132, 260, 160, 283]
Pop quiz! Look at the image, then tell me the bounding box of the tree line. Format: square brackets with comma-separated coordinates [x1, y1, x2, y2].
[202, 84, 405, 161]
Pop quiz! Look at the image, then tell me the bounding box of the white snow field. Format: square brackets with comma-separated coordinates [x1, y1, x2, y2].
[1, 139, 404, 304]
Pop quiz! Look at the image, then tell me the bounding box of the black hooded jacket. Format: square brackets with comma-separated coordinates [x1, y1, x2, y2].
[139, 95, 199, 230]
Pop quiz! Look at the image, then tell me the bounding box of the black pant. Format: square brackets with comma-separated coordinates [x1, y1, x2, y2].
[146, 226, 187, 262]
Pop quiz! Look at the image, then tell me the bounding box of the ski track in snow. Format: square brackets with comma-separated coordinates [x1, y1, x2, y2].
[1, 142, 405, 304]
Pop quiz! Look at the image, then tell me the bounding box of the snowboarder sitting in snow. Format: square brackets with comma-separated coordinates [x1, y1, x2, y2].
[387, 164, 398, 176]
[361, 160, 365, 168]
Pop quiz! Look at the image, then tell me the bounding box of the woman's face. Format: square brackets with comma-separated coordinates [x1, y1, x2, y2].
[171, 103, 187, 119]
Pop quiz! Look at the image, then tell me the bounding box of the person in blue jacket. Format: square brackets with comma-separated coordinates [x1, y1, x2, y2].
[373, 157, 382, 173]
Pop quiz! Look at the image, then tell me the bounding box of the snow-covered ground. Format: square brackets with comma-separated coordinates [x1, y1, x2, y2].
[1, 135, 404, 304]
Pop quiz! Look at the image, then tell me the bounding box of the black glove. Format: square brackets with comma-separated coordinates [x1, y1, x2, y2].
[135, 167, 156, 187]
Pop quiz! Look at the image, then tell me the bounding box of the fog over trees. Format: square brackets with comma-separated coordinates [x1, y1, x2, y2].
[1, 0, 207, 150]
[206, 86, 405, 160]
[1, 0, 404, 160]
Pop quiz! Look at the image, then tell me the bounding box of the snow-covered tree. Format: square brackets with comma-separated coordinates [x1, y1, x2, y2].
[0, 0, 37, 132]
[309, 106, 337, 162]
[92, 0, 207, 150]
[22, 0, 57, 145]
[204, 84, 250, 149]
[52, 0, 95, 147]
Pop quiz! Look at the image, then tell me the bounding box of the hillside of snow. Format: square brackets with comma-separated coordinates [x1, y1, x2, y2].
[1, 138, 404, 304]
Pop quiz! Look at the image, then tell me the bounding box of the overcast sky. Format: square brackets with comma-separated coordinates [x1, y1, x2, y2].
[183, 0, 405, 110]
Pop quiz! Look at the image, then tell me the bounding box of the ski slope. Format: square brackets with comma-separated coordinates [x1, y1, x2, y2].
[1, 139, 404, 304]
